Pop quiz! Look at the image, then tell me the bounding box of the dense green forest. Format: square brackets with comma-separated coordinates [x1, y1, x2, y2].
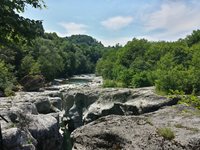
[0, 0, 108, 96]
[0, 32, 107, 96]
[96, 30, 200, 95]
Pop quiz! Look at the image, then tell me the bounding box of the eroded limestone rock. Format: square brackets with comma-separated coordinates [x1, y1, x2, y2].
[72, 105, 200, 150]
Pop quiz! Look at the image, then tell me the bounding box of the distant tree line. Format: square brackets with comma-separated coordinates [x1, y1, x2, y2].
[96, 30, 200, 95]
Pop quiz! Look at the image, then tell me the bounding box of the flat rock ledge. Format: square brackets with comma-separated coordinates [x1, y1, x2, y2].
[71, 105, 200, 150]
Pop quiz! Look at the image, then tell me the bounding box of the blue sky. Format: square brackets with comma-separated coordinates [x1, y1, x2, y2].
[22, 0, 200, 46]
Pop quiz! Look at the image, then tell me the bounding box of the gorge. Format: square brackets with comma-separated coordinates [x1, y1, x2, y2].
[0, 75, 200, 150]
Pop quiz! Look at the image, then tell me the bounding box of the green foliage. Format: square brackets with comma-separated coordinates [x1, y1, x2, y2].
[19, 55, 41, 79]
[4, 87, 15, 97]
[157, 127, 175, 140]
[0, 61, 15, 96]
[103, 80, 124, 88]
[178, 95, 200, 110]
[168, 90, 200, 110]
[96, 30, 200, 96]
[131, 72, 152, 88]
[0, 0, 45, 46]
[186, 29, 200, 46]
[27, 34, 106, 81]
[155, 65, 194, 94]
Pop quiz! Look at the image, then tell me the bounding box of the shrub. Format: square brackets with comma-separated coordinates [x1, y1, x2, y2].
[169, 90, 200, 110]
[157, 127, 175, 140]
[0, 61, 15, 96]
[178, 95, 200, 110]
[4, 87, 15, 96]
[103, 80, 124, 88]
[131, 72, 152, 88]
[155, 65, 194, 94]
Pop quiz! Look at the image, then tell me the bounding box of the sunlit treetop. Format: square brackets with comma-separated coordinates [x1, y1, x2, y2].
[0, 0, 46, 47]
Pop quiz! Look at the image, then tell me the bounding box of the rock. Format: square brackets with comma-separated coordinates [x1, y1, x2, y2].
[71, 105, 200, 150]
[20, 75, 45, 92]
[18, 104, 38, 115]
[47, 91, 62, 98]
[1, 74, 196, 150]
[0, 74, 104, 150]
[45, 86, 61, 91]
[27, 114, 62, 150]
[63, 91, 98, 129]
[34, 97, 52, 114]
[52, 79, 65, 85]
[8, 107, 23, 123]
[2, 128, 37, 150]
[63, 87, 179, 129]
[49, 97, 62, 110]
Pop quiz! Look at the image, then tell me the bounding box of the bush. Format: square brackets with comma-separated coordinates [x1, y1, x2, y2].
[131, 72, 152, 88]
[103, 80, 124, 88]
[178, 95, 200, 110]
[157, 127, 175, 140]
[4, 87, 15, 96]
[155, 65, 194, 94]
[0, 61, 15, 96]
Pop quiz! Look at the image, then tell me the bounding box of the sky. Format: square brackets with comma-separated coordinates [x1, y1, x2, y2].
[22, 0, 200, 46]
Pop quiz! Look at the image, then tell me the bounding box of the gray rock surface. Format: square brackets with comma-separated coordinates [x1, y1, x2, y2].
[0, 89, 64, 149]
[63, 87, 179, 129]
[71, 105, 200, 150]
[2, 128, 37, 150]
[0, 74, 199, 149]
[34, 97, 52, 114]
[27, 114, 62, 150]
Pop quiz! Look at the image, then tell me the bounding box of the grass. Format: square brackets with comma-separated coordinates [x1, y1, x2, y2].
[155, 88, 167, 96]
[181, 109, 200, 117]
[174, 124, 199, 132]
[157, 127, 175, 140]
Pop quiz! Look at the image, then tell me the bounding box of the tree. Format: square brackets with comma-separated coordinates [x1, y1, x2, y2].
[186, 30, 200, 47]
[0, 0, 45, 46]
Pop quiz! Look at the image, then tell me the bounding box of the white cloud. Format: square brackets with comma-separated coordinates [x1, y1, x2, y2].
[144, 0, 200, 40]
[57, 22, 88, 37]
[98, 37, 132, 46]
[101, 16, 133, 30]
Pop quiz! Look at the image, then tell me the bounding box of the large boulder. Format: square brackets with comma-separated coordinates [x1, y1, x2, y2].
[20, 75, 45, 92]
[2, 128, 37, 150]
[71, 105, 200, 150]
[27, 114, 62, 150]
[63, 90, 98, 129]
